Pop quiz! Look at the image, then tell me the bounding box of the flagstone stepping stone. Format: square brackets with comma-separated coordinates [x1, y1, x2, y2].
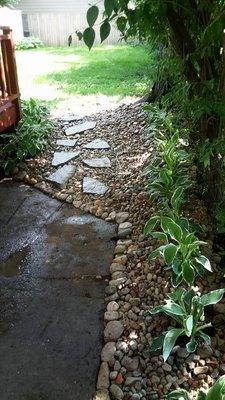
[52, 151, 80, 167]
[56, 139, 78, 147]
[59, 115, 81, 122]
[83, 177, 108, 195]
[65, 121, 96, 136]
[82, 157, 111, 168]
[47, 165, 76, 188]
[83, 139, 110, 150]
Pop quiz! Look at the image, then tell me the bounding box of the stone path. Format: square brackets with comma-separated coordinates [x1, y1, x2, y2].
[0, 182, 116, 400]
[48, 120, 111, 195]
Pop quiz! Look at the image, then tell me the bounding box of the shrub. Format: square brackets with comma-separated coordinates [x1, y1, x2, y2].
[15, 37, 44, 50]
[0, 99, 53, 171]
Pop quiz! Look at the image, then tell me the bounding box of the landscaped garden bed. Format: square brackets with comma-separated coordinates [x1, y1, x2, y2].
[6, 101, 225, 400]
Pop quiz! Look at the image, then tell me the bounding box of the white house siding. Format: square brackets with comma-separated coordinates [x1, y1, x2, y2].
[15, 0, 121, 46]
[0, 7, 23, 41]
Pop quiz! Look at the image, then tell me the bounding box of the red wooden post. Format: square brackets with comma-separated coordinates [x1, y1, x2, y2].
[0, 26, 21, 132]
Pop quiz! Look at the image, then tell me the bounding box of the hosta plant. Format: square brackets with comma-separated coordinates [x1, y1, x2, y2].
[167, 375, 225, 399]
[144, 131, 191, 208]
[149, 288, 225, 361]
[144, 215, 212, 287]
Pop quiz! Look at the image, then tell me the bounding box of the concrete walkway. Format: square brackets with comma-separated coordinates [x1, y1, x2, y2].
[0, 182, 116, 400]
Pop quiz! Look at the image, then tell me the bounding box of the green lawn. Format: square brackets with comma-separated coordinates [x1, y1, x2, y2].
[16, 44, 152, 115]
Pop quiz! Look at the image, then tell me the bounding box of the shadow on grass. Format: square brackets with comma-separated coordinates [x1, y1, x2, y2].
[35, 45, 152, 98]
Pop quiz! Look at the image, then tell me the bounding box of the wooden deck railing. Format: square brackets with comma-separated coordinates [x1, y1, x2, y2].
[0, 26, 21, 132]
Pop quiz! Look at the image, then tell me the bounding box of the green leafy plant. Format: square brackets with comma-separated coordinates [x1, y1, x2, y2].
[0, 99, 53, 171]
[144, 129, 191, 211]
[149, 288, 225, 361]
[15, 37, 44, 50]
[167, 375, 225, 399]
[144, 215, 211, 287]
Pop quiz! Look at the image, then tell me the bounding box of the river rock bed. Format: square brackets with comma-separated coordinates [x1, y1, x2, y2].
[13, 103, 225, 400]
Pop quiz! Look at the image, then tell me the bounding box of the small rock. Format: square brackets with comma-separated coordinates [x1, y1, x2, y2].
[104, 311, 119, 321]
[194, 366, 209, 375]
[101, 342, 116, 363]
[116, 212, 129, 223]
[121, 356, 139, 371]
[107, 301, 119, 312]
[118, 222, 133, 238]
[104, 321, 124, 342]
[97, 362, 110, 390]
[109, 384, 124, 400]
[93, 390, 110, 400]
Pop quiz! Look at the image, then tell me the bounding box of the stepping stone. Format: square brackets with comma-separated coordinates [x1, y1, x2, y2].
[47, 165, 76, 188]
[83, 139, 110, 150]
[82, 157, 111, 168]
[83, 177, 108, 195]
[59, 115, 81, 122]
[56, 139, 78, 147]
[65, 121, 96, 136]
[52, 151, 80, 167]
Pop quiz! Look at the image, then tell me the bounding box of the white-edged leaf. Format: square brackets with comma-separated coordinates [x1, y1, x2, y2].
[163, 328, 184, 361]
[185, 315, 193, 337]
[195, 255, 212, 272]
[201, 288, 225, 306]
[151, 300, 184, 316]
[144, 216, 159, 236]
[161, 216, 182, 242]
[186, 338, 197, 353]
[150, 335, 164, 351]
[182, 261, 195, 286]
[164, 243, 178, 264]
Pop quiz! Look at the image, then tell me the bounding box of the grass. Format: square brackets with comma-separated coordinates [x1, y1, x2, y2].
[16, 44, 153, 115]
[35, 45, 151, 97]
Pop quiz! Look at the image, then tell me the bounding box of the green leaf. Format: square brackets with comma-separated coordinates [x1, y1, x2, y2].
[150, 335, 164, 351]
[163, 328, 184, 361]
[76, 31, 83, 41]
[171, 186, 184, 211]
[151, 231, 168, 241]
[116, 16, 127, 33]
[201, 289, 225, 307]
[83, 27, 95, 50]
[195, 255, 212, 272]
[100, 20, 111, 43]
[186, 338, 197, 352]
[206, 375, 225, 400]
[198, 332, 211, 346]
[161, 217, 182, 242]
[87, 5, 99, 27]
[185, 315, 193, 337]
[144, 216, 159, 236]
[167, 389, 191, 400]
[182, 261, 195, 286]
[164, 243, 178, 264]
[104, 0, 114, 17]
[151, 300, 184, 316]
[196, 391, 207, 400]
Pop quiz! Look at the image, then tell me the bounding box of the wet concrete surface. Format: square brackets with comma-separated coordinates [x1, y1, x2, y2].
[0, 182, 116, 400]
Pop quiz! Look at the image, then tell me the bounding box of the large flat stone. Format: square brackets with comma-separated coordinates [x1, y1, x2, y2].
[56, 139, 78, 147]
[65, 121, 96, 136]
[52, 151, 80, 167]
[82, 157, 111, 168]
[47, 165, 76, 188]
[83, 139, 110, 150]
[83, 177, 108, 195]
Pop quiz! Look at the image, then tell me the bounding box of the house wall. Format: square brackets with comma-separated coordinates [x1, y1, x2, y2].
[0, 7, 23, 42]
[15, 0, 121, 46]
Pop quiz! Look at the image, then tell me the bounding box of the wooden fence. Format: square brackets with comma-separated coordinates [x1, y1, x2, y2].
[25, 13, 121, 46]
[0, 26, 21, 132]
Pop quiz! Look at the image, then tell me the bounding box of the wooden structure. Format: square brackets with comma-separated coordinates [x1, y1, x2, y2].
[0, 26, 21, 132]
